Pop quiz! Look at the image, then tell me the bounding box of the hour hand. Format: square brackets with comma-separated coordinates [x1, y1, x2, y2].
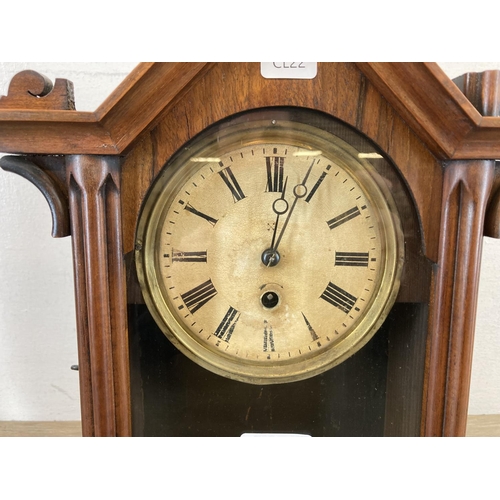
[270, 177, 289, 244]
[273, 177, 289, 212]
[262, 178, 288, 267]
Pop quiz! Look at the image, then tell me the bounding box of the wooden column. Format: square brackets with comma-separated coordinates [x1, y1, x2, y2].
[67, 155, 130, 437]
[424, 159, 494, 436]
[423, 70, 500, 436]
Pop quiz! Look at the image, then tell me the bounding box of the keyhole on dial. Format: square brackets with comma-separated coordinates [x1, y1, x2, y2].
[261, 291, 280, 309]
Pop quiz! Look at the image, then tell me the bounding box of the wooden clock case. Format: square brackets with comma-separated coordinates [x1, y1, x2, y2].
[1, 62, 499, 436]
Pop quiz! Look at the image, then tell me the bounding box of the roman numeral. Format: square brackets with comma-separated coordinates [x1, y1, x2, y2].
[320, 282, 357, 313]
[263, 320, 275, 352]
[219, 167, 246, 202]
[180, 279, 217, 314]
[172, 250, 207, 263]
[184, 203, 218, 226]
[266, 156, 285, 192]
[302, 312, 319, 341]
[214, 306, 240, 342]
[335, 251, 369, 267]
[327, 206, 361, 230]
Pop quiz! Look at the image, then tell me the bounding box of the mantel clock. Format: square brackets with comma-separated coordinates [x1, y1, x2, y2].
[1, 63, 500, 436]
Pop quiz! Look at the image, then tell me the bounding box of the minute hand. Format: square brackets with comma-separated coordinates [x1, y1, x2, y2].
[272, 159, 315, 253]
[269, 176, 289, 250]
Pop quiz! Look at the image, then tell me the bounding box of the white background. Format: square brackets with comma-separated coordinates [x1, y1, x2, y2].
[1, 62, 500, 421]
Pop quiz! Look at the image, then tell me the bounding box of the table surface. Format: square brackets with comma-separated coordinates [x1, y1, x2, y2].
[0, 415, 498, 437]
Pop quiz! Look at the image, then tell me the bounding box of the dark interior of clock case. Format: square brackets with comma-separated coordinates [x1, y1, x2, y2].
[126, 115, 433, 437]
[128, 301, 428, 437]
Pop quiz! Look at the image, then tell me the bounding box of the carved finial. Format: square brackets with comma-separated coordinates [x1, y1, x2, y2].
[455, 70, 500, 238]
[0, 70, 75, 110]
[454, 70, 500, 117]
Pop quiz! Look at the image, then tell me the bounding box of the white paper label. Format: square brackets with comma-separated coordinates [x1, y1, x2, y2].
[260, 62, 317, 79]
[240, 433, 311, 437]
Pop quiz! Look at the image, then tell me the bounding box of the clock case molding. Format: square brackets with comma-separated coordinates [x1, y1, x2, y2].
[1, 62, 499, 436]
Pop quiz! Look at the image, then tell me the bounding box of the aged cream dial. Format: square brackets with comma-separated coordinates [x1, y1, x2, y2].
[135, 110, 403, 384]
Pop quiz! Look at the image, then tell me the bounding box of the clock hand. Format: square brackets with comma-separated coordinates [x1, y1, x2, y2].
[269, 176, 289, 250]
[271, 159, 315, 254]
[262, 178, 289, 267]
[261, 160, 315, 267]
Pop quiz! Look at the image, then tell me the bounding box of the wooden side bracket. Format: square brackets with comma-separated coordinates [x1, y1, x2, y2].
[484, 166, 500, 238]
[0, 155, 70, 238]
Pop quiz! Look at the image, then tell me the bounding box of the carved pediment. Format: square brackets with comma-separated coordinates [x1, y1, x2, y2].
[0, 62, 499, 159]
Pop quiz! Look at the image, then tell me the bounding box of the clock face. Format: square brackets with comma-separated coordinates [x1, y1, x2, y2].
[135, 109, 403, 384]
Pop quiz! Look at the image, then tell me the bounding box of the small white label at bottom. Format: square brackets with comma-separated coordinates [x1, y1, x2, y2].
[261, 62, 317, 79]
[241, 433, 311, 437]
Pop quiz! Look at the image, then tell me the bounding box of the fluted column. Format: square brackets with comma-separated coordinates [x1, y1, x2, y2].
[424, 159, 494, 436]
[67, 155, 130, 437]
